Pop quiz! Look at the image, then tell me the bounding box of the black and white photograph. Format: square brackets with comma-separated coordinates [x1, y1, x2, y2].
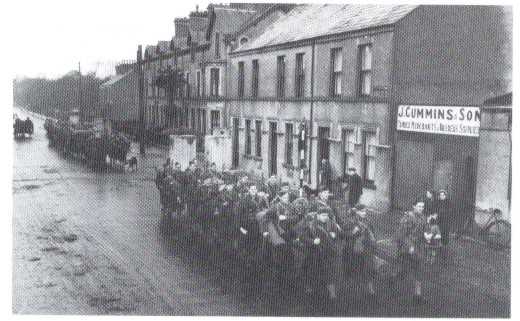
[7, 0, 513, 318]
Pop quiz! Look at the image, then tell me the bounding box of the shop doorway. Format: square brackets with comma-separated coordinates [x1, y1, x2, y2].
[394, 132, 478, 216]
[433, 159, 454, 195]
[232, 118, 239, 168]
[269, 122, 278, 176]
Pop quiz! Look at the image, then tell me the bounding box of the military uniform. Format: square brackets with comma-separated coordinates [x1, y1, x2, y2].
[342, 212, 377, 280]
[261, 200, 299, 243]
[395, 210, 427, 279]
[300, 216, 344, 288]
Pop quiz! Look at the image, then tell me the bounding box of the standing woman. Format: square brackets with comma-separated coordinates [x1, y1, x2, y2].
[436, 190, 452, 247]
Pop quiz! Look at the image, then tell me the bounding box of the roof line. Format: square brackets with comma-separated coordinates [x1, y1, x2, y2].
[230, 24, 395, 56]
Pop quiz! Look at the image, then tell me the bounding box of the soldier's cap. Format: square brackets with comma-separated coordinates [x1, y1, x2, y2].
[438, 189, 447, 195]
[354, 204, 366, 211]
[412, 197, 425, 206]
[278, 189, 290, 197]
[319, 186, 332, 195]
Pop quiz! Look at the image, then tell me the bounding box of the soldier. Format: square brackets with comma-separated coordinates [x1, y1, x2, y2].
[235, 184, 267, 264]
[342, 204, 377, 297]
[300, 210, 344, 301]
[394, 198, 428, 305]
[308, 188, 337, 222]
[262, 190, 300, 242]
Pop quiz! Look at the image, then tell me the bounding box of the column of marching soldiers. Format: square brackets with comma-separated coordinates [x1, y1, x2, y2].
[155, 158, 433, 306]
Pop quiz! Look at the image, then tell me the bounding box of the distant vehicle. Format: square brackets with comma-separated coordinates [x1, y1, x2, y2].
[13, 117, 34, 138]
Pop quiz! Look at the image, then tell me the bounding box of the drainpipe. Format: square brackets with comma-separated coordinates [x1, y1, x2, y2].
[307, 40, 316, 185]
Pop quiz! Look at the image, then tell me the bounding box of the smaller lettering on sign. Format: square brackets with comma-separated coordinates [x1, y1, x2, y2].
[397, 105, 480, 137]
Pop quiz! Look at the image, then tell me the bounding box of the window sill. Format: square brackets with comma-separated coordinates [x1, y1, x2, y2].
[282, 163, 297, 170]
[243, 154, 262, 161]
[363, 181, 377, 190]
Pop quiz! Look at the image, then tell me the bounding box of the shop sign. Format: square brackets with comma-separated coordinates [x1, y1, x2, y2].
[397, 105, 480, 137]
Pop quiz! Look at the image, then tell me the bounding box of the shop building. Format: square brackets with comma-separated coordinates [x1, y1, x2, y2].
[391, 6, 511, 221]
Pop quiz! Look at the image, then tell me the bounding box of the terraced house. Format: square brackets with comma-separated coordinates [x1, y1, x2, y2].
[140, 4, 269, 144]
[227, 4, 510, 212]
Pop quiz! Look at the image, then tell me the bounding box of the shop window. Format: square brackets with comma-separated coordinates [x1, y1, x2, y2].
[238, 61, 245, 98]
[252, 59, 259, 98]
[210, 68, 220, 97]
[285, 123, 294, 166]
[330, 48, 342, 96]
[276, 55, 285, 98]
[255, 120, 262, 157]
[245, 119, 252, 156]
[359, 44, 372, 96]
[362, 131, 377, 186]
[295, 53, 305, 98]
[342, 128, 356, 175]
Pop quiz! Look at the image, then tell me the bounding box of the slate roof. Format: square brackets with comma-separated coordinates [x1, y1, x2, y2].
[236, 4, 417, 52]
[157, 41, 170, 53]
[144, 45, 157, 58]
[207, 6, 258, 40]
[189, 16, 209, 44]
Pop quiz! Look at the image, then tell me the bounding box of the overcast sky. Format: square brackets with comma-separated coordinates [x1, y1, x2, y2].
[6, 0, 514, 81]
[8, 0, 212, 79]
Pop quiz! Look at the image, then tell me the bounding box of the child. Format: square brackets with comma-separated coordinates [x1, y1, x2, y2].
[423, 213, 442, 264]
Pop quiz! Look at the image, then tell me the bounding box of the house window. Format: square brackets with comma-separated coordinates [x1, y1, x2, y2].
[196, 109, 201, 132]
[255, 120, 262, 157]
[215, 32, 220, 58]
[341, 128, 356, 175]
[359, 44, 372, 96]
[330, 48, 343, 96]
[295, 53, 305, 98]
[196, 71, 201, 97]
[245, 119, 252, 155]
[191, 108, 196, 130]
[210, 68, 220, 97]
[201, 109, 207, 135]
[185, 72, 190, 98]
[238, 61, 245, 98]
[276, 55, 285, 98]
[285, 123, 293, 166]
[210, 110, 220, 134]
[251, 59, 259, 98]
[191, 46, 195, 62]
[362, 131, 377, 185]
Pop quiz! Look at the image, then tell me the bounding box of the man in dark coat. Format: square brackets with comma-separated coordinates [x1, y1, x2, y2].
[319, 158, 333, 192]
[436, 190, 452, 246]
[345, 168, 363, 208]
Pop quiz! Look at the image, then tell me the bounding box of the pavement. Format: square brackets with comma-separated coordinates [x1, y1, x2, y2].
[12, 107, 510, 317]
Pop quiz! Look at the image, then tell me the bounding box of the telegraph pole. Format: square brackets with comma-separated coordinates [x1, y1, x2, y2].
[78, 62, 82, 122]
[137, 45, 145, 156]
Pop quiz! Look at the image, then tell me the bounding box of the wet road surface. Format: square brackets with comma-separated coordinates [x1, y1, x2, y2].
[12, 107, 510, 316]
